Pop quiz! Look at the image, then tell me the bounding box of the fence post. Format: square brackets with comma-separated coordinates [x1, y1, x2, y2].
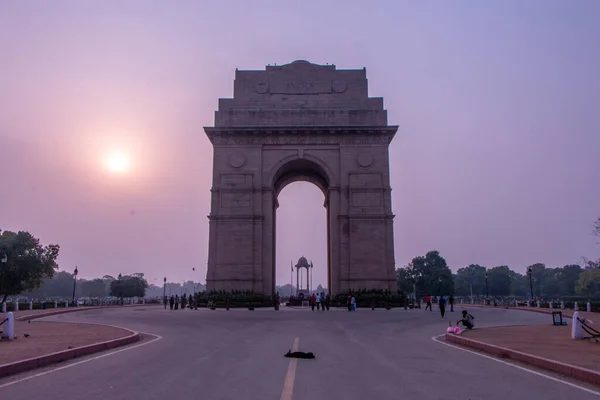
[29, 301, 33, 310]
[1, 312, 15, 340]
[14, 300, 19, 312]
[571, 311, 583, 340]
[587, 301, 592, 313]
[575, 301, 579, 311]
[560, 301, 564, 309]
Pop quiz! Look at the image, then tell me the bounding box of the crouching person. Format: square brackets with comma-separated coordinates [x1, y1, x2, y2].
[457, 310, 475, 329]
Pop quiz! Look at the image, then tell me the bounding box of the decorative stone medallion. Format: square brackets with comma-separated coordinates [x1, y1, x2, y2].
[228, 153, 246, 169]
[255, 81, 269, 94]
[356, 153, 373, 168]
[332, 80, 347, 93]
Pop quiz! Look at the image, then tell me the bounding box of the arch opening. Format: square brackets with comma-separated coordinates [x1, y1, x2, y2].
[272, 158, 330, 200]
[272, 158, 331, 296]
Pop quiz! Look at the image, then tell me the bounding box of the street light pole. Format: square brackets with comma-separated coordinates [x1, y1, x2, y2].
[72, 266, 79, 306]
[0, 254, 7, 306]
[485, 270, 489, 300]
[118, 273, 123, 305]
[163, 277, 167, 309]
[527, 267, 534, 300]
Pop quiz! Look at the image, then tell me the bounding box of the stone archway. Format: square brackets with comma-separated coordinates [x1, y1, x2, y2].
[204, 60, 398, 295]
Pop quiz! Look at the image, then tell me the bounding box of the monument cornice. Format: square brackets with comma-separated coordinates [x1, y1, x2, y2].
[204, 126, 398, 146]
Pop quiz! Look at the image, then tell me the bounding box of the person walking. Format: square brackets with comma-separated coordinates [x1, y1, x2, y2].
[439, 296, 447, 318]
[425, 294, 432, 311]
[449, 295, 454, 312]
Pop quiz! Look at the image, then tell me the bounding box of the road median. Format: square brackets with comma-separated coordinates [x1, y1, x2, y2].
[0, 308, 142, 379]
[446, 324, 600, 386]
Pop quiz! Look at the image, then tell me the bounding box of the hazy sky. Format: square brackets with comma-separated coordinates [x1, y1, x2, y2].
[1, 1, 599, 288]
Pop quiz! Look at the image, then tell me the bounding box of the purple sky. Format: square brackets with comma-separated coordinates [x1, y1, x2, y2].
[1, 1, 599, 288]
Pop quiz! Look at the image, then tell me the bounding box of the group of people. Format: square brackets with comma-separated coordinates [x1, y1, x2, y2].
[164, 293, 198, 310]
[424, 294, 474, 329]
[309, 292, 330, 310]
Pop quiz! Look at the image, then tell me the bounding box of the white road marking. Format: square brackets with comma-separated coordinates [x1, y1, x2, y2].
[280, 337, 300, 400]
[0, 332, 163, 389]
[432, 334, 600, 396]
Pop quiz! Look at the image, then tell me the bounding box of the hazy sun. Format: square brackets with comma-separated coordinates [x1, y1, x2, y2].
[104, 151, 131, 174]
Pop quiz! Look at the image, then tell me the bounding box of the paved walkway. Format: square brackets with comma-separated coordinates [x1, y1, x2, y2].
[0, 320, 133, 365]
[0, 306, 599, 400]
[462, 324, 600, 371]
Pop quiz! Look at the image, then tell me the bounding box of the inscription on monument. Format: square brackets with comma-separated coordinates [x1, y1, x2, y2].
[269, 80, 332, 95]
[351, 192, 382, 207]
[221, 192, 251, 208]
[349, 173, 382, 188]
[220, 174, 251, 188]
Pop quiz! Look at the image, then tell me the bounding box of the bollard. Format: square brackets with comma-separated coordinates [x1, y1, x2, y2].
[549, 302, 553, 309]
[142, 298, 145, 305]
[588, 302, 592, 313]
[14, 301, 19, 312]
[131, 298, 134, 305]
[514, 299, 518, 307]
[527, 300, 530, 307]
[1, 302, 6, 313]
[571, 311, 583, 340]
[1, 312, 15, 340]
[29, 301, 33, 310]
[536, 300, 540, 308]
[575, 301, 579, 311]
[65, 300, 69, 308]
[560, 301, 564, 309]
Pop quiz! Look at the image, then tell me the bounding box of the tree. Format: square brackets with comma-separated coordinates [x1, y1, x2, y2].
[542, 268, 561, 298]
[575, 268, 600, 298]
[557, 265, 583, 296]
[527, 263, 546, 297]
[0, 230, 59, 302]
[109, 274, 148, 298]
[509, 270, 528, 296]
[454, 264, 486, 297]
[594, 216, 600, 243]
[409, 251, 454, 297]
[487, 266, 511, 296]
[78, 279, 109, 298]
[23, 271, 73, 298]
[396, 267, 414, 295]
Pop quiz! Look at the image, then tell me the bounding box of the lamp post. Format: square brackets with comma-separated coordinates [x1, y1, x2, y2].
[0, 254, 7, 307]
[527, 266, 534, 301]
[485, 270, 489, 301]
[412, 271, 422, 308]
[163, 277, 167, 309]
[72, 266, 78, 306]
[118, 273, 123, 305]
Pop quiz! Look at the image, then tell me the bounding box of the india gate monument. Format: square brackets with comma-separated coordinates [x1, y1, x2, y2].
[204, 60, 398, 295]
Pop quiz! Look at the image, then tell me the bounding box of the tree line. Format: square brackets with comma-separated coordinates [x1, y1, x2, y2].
[2, 216, 599, 302]
[397, 218, 600, 299]
[397, 251, 600, 299]
[0, 229, 205, 301]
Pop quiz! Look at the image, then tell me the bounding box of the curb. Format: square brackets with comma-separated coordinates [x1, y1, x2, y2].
[445, 333, 600, 386]
[0, 327, 140, 379]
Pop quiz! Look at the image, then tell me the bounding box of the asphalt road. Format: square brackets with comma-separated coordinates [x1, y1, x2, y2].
[1, 305, 598, 400]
